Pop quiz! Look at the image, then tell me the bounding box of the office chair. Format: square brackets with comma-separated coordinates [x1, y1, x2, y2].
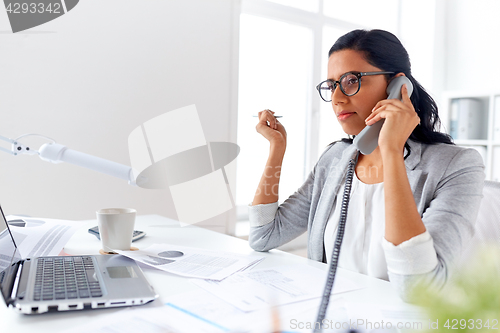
[461, 180, 500, 262]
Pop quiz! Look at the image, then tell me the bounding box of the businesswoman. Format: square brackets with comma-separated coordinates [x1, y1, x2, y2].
[248, 29, 485, 301]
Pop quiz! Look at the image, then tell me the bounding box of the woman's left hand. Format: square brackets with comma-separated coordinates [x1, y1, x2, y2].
[364, 84, 420, 154]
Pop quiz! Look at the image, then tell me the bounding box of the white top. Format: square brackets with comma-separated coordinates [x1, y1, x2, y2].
[324, 173, 437, 281]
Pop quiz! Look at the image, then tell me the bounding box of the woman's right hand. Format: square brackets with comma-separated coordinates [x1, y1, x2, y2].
[252, 109, 286, 205]
[255, 109, 287, 150]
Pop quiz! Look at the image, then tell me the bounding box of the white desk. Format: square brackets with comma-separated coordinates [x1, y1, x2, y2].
[1, 215, 410, 332]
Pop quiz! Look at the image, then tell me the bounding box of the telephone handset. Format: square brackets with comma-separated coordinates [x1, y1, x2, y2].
[353, 76, 414, 155]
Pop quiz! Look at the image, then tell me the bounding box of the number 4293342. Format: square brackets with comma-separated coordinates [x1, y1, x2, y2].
[444, 319, 498, 330]
[5, 2, 62, 14]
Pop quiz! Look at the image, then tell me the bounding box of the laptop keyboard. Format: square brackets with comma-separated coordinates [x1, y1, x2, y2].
[34, 256, 103, 301]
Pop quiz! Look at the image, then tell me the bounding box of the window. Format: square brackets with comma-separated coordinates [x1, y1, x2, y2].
[236, 14, 312, 209]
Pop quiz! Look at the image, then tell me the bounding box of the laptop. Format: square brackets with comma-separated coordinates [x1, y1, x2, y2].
[0, 205, 158, 314]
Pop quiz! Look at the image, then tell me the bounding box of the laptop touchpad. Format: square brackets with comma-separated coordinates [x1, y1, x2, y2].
[107, 266, 138, 279]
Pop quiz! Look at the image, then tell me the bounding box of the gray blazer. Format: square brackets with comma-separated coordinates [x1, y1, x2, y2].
[249, 140, 485, 300]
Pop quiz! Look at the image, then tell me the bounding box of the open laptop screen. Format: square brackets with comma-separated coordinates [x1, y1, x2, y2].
[0, 205, 23, 305]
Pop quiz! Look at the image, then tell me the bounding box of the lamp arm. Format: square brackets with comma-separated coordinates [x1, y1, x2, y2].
[39, 143, 136, 185]
[0, 135, 16, 155]
[1, 134, 137, 185]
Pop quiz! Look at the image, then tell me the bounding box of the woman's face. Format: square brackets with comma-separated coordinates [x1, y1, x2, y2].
[327, 49, 389, 136]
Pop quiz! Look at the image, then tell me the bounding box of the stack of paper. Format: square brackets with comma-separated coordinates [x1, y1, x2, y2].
[192, 265, 361, 312]
[6, 216, 86, 258]
[116, 244, 264, 281]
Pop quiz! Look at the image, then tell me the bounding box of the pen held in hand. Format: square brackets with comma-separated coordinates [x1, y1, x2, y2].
[252, 115, 282, 118]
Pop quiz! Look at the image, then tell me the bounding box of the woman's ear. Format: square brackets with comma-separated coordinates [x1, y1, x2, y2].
[387, 72, 406, 84]
[386, 72, 405, 83]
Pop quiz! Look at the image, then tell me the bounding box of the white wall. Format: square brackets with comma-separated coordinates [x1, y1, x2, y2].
[445, 0, 500, 92]
[0, 0, 239, 233]
[399, 0, 500, 97]
[397, 0, 500, 130]
[399, 0, 438, 95]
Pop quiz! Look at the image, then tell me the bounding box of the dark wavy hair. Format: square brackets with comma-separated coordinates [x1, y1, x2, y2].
[328, 29, 453, 155]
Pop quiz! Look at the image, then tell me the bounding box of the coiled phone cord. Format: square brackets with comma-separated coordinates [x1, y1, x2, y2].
[313, 152, 359, 333]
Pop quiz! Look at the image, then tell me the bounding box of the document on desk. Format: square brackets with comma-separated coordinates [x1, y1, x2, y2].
[192, 265, 363, 312]
[60, 301, 231, 333]
[61, 289, 333, 333]
[162, 289, 348, 333]
[6, 215, 85, 258]
[161, 289, 327, 333]
[115, 243, 264, 281]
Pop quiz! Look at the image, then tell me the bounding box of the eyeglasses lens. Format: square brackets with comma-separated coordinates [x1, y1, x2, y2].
[318, 73, 360, 102]
[319, 81, 334, 102]
[340, 74, 359, 96]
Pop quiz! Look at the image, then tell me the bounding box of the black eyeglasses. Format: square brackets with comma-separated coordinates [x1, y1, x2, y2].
[316, 71, 394, 102]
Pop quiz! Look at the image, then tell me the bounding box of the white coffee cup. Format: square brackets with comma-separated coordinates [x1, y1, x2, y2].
[96, 208, 136, 252]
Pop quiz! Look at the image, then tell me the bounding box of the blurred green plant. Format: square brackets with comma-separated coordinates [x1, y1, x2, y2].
[410, 246, 500, 332]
